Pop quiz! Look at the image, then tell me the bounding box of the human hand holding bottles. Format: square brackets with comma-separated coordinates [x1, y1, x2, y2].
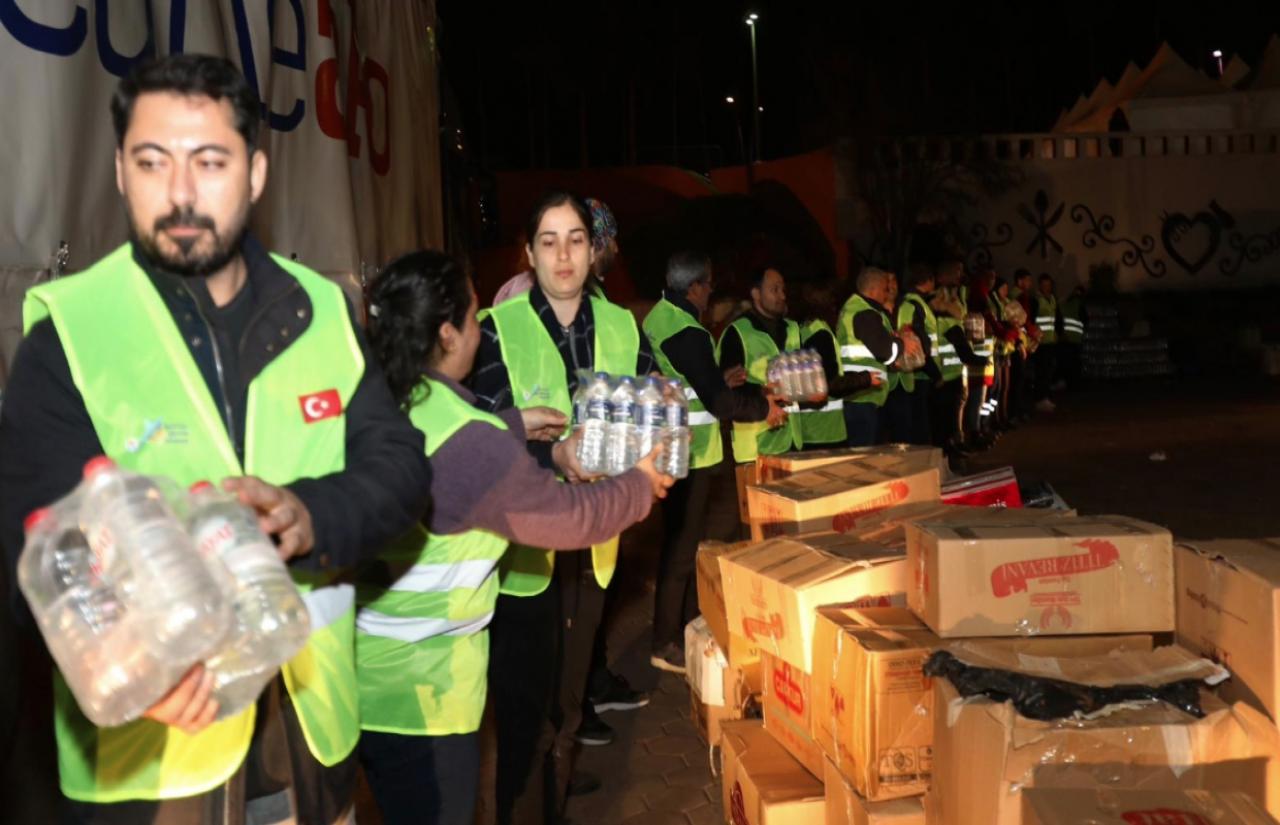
[144, 664, 218, 734]
[764, 392, 789, 429]
[553, 428, 605, 483]
[634, 444, 675, 500]
[520, 406, 568, 442]
[221, 477, 313, 561]
[723, 365, 747, 388]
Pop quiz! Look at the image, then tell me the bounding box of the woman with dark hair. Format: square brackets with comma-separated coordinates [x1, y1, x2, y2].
[472, 190, 660, 824]
[356, 250, 672, 825]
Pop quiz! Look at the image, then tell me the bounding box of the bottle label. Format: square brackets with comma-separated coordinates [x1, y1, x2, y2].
[193, 516, 236, 560]
[636, 404, 664, 428]
[666, 405, 688, 427]
[587, 399, 609, 420]
[610, 400, 635, 423]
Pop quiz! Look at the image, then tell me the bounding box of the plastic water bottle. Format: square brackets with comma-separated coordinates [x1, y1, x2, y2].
[577, 372, 611, 474]
[605, 376, 639, 475]
[78, 458, 230, 664]
[18, 504, 176, 726]
[807, 351, 829, 399]
[187, 482, 312, 718]
[634, 376, 666, 460]
[662, 379, 691, 479]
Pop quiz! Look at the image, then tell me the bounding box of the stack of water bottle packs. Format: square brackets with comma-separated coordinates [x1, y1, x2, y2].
[19, 457, 312, 727]
[765, 349, 829, 404]
[573, 371, 692, 479]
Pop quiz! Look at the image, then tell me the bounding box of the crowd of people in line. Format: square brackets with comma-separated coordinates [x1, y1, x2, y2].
[0, 54, 1086, 825]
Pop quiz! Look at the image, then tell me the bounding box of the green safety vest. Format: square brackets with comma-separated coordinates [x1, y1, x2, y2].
[836, 294, 898, 407]
[488, 291, 637, 596]
[896, 292, 941, 393]
[1062, 295, 1084, 344]
[796, 320, 847, 446]
[1035, 293, 1059, 345]
[934, 286, 967, 383]
[718, 316, 803, 463]
[641, 298, 723, 470]
[23, 244, 362, 802]
[356, 379, 509, 736]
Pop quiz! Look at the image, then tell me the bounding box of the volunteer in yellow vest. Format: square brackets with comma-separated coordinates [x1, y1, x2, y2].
[896, 264, 943, 445]
[929, 259, 988, 456]
[356, 251, 670, 825]
[793, 280, 881, 449]
[641, 251, 787, 674]
[0, 55, 429, 825]
[1031, 273, 1062, 413]
[1060, 284, 1086, 388]
[716, 267, 806, 462]
[470, 191, 658, 819]
[836, 267, 921, 446]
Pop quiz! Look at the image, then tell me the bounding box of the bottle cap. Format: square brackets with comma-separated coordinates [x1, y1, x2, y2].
[82, 456, 116, 480]
[23, 508, 52, 534]
[189, 480, 215, 494]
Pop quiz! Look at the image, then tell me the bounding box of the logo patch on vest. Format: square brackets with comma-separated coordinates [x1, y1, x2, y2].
[522, 384, 550, 403]
[124, 419, 189, 454]
[299, 390, 343, 423]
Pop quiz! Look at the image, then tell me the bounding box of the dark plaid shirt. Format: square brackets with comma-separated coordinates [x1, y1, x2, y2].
[471, 282, 656, 468]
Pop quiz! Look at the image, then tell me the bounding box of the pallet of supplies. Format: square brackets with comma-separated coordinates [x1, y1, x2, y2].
[759, 649, 823, 778]
[926, 644, 1279, 825]
[1176, 539, 1280, 721]
[810, 606, 1154, 803]
[719, 532, 906, 673]
[755, 444, 945, 485]
[905, 513, 1174, 638]
[1021, 788, 1279, 825]
[720, 719, 825, 825]
[746, 450, 943, 541]
[824, 759, 925, 825]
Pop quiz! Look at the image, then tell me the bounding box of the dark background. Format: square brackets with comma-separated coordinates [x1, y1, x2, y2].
[438, 0, 1276, 171]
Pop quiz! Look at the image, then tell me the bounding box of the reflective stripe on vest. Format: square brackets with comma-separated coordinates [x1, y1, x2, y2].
[898, 292, 939, 393]
[356, 378, 509, 736]
[719, 316, 802, 463]
[1036, 293, 1058, 344]
[794, 319, 847, 445]
[641, 298, 724, 469]
[836, 295, 895, 407]
[25, 244, 362, 802]
[489, 292, 636, 596]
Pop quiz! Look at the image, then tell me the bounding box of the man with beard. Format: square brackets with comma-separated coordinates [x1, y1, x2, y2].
[0, 55, 429, 824]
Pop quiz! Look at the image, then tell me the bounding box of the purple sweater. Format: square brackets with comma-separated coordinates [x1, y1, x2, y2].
[427, 372, 654, 547]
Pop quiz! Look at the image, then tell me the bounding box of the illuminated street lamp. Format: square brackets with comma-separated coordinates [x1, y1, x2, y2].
[1212, 49, 1224, 76]
[746, 13, 761, 161]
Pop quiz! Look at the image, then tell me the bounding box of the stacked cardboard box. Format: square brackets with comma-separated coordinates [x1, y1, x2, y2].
[721, 719, 825, 825]
[755, 445, 946, 485]
[693, 541, 760, 744]
[1020, 788, 1279, 825]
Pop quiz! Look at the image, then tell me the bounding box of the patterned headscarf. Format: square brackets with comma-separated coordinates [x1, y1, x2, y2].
[586, 198, 617, 253]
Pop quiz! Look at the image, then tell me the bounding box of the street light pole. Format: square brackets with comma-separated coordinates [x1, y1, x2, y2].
[747, 14, 760, 162]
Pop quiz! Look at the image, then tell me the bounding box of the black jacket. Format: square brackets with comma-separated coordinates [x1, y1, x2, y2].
[655, 291, 769, 423]
[0, 237, 430, 620]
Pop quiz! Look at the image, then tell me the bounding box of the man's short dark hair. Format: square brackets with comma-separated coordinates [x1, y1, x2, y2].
[749, 266, 781, 293]
[111, 54, 261, 151]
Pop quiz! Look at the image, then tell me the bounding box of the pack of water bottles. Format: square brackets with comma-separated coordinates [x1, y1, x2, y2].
[572, 371, 691, 479]
[765, 349, 829, 403]
[17, 457, 311, 727]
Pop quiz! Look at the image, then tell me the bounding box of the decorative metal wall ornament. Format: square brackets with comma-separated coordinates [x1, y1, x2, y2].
[1159, 201, 1234, 275]
[1219, 225, 1280, 277]
[964, 221, 1013, 273]
[1070, 204, 1168, 278]
[1017, 189, 1064, 259]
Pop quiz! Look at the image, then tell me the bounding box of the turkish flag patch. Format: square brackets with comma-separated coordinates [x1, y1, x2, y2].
[299, 389, 343, 423]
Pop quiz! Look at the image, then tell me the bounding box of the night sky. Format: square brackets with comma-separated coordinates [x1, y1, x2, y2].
[437, 1, 1277, 172]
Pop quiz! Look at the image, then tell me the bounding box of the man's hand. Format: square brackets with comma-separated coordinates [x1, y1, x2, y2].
[222, 476, 314, 561]
[723, 365, 747, 388]
[633, 445, 675, 500]
[520, 406, 568, 442]
[144, 665, 218, 734]
[765, 393, 790, 429]
[869, 372, 885, 388]
[551, 429, 604, 484]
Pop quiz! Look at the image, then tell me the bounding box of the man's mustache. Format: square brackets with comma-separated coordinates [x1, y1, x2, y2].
[154, 207, 217, 234]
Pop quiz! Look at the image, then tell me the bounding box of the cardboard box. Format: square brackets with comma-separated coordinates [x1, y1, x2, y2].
[755, 444, 945, 484]
[930, 678, 1279, 825]
[690, 689, 737, 747]
[746, 451, 943, 541]
[941, 466, 1023, 508]
[736, 462, 757, 524]
[1021, 788, 1279, 825]
[906, 514, 1174, 638]
[1176, 540, 1280, 721]
[719, 533, 907, 672]
[720, 720, 825, 825]
[760, 650, 823, 779]
[824, 759, 926, 825]
[697, 540, 752, 654]
[686, 616, 727, 706]
[810, 606, 1156, 802]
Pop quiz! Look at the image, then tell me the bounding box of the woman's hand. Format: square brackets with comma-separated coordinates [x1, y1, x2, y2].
[634, 444, 676, 500]
[520, 406, 568, 442]
[551, 428, 604, 483]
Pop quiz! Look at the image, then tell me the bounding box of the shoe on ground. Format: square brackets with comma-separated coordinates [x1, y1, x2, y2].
[650, 642, 686, 674]
[589, 671, 650, 714]
[566, 771, 602, 797]
[574, 707, 615, 746]
[1035, 399, 1056, 413]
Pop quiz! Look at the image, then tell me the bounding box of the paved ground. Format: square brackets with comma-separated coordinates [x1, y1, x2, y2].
[6, 377, 1280, 823]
